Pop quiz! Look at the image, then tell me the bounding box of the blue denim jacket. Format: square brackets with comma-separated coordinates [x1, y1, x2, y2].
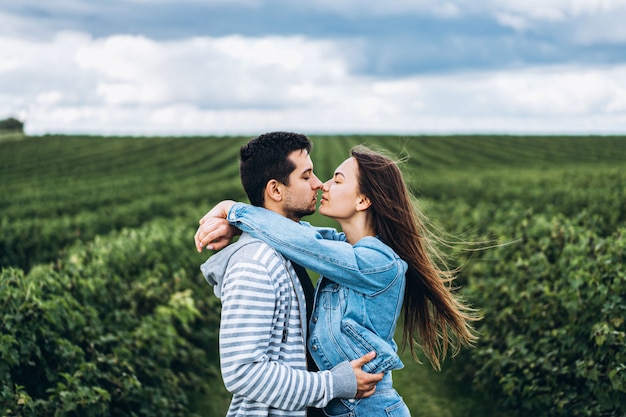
[227, 203, 407, 374]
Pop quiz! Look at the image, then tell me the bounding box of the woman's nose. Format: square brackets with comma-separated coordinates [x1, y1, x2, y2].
[321, 180, 331, 191]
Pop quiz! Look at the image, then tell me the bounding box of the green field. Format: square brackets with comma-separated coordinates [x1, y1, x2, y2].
[1, 135, 625, 416]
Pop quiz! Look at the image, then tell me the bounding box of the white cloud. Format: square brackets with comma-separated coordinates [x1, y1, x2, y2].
[489, 66, 626, 115]
[1, 30, 625, 135]
[566, 11, 626, 44]
[490, 0, 619, 21]
[71, 33, 347, 107]
[305, 0, 464, 18]
[306, 0, 626, 44]
[0, 11, 37, 37]
[306, 0, 626, 20]
[487, 0, 626, 38]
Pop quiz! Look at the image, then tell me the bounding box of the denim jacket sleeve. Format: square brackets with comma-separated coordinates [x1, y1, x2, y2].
[227, 203, 402, 295]
[308, 224, 347, 242]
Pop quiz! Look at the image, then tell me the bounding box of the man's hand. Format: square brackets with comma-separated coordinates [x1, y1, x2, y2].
[351, 352, 384, 398]
[194, 200, 240, 252]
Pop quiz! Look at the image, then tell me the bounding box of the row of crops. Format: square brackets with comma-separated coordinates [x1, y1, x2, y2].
[1, 134, 625, 416]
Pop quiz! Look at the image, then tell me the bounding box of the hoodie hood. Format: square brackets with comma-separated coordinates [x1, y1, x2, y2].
[200, 233, 259, 298]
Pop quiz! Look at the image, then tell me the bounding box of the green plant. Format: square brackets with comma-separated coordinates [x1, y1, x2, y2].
[462, 213, 625, 416]
[1, 220, 221, 416]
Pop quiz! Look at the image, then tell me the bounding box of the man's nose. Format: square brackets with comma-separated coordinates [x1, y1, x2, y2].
[311, 174, 323, 189]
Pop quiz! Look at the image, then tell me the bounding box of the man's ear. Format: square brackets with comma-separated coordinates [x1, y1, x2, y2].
[356, 194, 372, 211]
[265, 179, 283, 202]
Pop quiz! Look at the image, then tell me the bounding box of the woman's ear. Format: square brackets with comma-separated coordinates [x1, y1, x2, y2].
[265, 179, 283, 202]
[356, 194, 372, 211]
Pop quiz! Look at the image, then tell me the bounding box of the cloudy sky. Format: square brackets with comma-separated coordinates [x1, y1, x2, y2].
[2, 0, 626, 136]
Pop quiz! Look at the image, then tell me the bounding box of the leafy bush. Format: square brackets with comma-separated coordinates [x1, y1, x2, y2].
[0, 220, 221, 417]
[462, 212, 626, 416]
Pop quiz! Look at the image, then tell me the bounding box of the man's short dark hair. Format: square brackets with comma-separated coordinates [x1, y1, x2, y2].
[240, 131, 313, 206]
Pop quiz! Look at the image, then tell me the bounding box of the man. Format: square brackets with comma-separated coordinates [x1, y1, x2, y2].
[197, 132, 382, 417]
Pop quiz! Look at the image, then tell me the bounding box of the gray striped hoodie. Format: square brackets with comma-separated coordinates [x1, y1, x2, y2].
[201, 233, 356, 417]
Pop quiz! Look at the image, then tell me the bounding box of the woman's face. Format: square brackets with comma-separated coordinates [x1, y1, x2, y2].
[319, 157, 362, 220]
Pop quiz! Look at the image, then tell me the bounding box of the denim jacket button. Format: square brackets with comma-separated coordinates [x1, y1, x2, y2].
[312, 316, 317, 323]
[311, 344, 318, 351]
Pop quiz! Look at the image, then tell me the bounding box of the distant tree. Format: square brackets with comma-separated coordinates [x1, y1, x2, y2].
[0, 117, 24, 132]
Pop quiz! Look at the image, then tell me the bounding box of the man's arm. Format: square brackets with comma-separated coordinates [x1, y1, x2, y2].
[219, 257, 382, 411]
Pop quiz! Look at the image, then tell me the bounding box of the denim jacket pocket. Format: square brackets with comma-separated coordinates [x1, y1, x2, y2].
[319, 280, 343, 310]
[340, 318, 404, 373]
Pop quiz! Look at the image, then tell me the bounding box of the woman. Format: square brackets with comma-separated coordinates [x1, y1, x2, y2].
[198, 146, 479, 416]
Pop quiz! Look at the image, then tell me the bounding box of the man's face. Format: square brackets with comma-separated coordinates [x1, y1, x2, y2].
[282, 149, 323, 221]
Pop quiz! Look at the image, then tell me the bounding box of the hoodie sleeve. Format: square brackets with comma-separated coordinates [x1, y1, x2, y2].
[218, 251, 356, 410]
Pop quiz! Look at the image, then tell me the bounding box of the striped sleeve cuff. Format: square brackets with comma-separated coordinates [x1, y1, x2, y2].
[329, 360, 357, 399]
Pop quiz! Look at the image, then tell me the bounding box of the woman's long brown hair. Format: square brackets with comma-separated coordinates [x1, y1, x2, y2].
[351, 146, 479, 370]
